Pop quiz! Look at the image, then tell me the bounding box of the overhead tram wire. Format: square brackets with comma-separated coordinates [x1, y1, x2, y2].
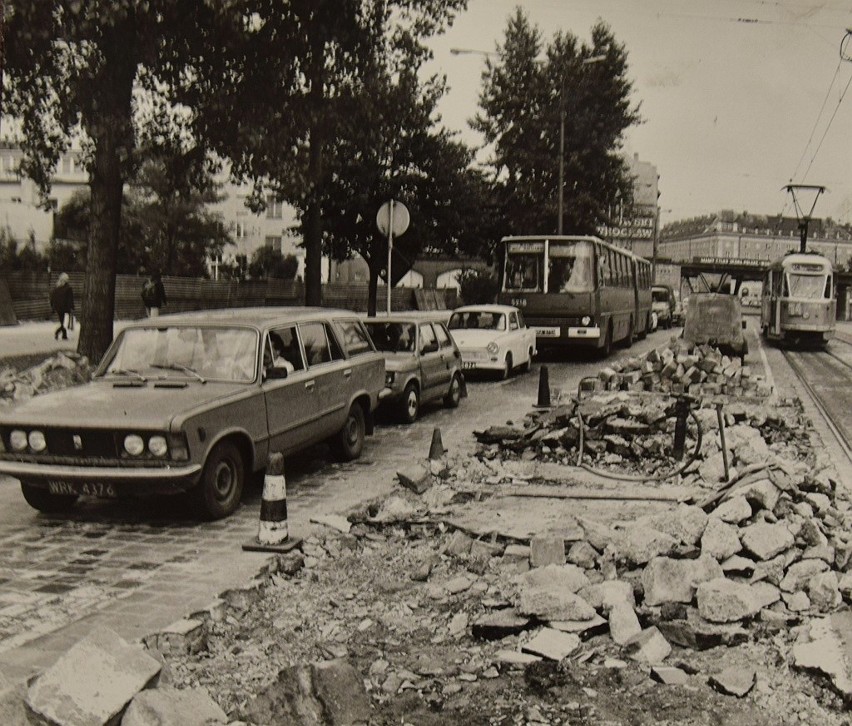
[801, 58, 852, 181]
[790, 59, 843, 182]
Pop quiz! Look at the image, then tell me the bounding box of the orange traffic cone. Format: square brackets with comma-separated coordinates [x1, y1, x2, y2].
[243, 453, 301, 553]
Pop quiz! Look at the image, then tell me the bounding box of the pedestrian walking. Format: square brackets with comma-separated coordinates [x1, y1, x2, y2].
[141, 271, 167, 317]
[49, 273, 75, 340]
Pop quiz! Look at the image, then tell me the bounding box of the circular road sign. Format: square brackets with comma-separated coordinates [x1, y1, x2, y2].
[376, 200, 410, 238]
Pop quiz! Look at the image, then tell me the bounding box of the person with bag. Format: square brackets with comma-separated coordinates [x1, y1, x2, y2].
[142, 270, 167, 317]
[49, 273, 75, 340]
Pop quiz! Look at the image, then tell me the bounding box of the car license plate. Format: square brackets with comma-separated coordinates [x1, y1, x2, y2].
[462, 362, 477, 370]
[533, 326, 560, 337]
[48, 480, 117, 498]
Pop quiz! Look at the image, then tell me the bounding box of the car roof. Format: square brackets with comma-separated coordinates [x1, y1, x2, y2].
[451, 304, 517, 314]
[361, 311, 450, 324]
[121, 306, 357, 328]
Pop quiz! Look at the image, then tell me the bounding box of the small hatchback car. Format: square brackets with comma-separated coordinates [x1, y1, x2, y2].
[362, 313, 465, 423]
[0, 308, 385, 519]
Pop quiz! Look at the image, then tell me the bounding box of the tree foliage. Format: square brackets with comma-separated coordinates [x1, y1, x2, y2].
[457, 268, 499, 305]
[249, 247, 299, 281]
[473, 8, 641, 240]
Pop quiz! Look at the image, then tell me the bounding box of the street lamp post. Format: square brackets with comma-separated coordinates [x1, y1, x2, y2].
[451, 48, 605, 236]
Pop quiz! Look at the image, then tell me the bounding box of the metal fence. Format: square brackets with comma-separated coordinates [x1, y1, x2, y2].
[1, 271, 457, 322]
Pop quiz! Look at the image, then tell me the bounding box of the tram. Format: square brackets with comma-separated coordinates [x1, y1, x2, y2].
[760, 252, 835, 348]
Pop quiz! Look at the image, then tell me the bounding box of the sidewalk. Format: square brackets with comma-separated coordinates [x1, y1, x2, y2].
[0, 320, 132, 362]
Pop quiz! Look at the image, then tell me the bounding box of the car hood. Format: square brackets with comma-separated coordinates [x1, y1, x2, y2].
[0, 379, 250, 430]
[449, 329, 502, 348]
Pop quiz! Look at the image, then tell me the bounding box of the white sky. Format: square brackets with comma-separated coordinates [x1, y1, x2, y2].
[426, 0, 852, 226]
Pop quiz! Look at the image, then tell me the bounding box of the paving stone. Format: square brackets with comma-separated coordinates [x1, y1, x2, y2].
[701, 518, 741, 561]
[143, 618, 207, 656]
[750, 554, 787, 586]
[530, 535, 566, 567]
[792, 612, 852, 700]
[443, 530, 474, 557]
[619, 527, 678, 566]
[567, 541, 598, 569]
[549, 614, 608, 637]
[721, 555, 755, 576]
[657, 610, 748, 650]
[623, 626, 671, 664]
[740, 522, 795, 561]
[708, 667, 756, 697]
[750, 581, 781, 610]
[738, 478, 779, 511]
[312, 658, 372, 725]
[780, 559, 830, 593]
[121, 687, 227, 726]
[522, 564, 590, 594]
[696, 578, 761, 623]
[578, 580, 636, 612]
[608, 604, 642, 645]
[651, 666, 689, 685]
[642, 555, 722, 606]
[518, 584, 596, 622]
[639, 506, 708, 546]
[25, 627, 162, 726]
[712, 495, 752, 524]
[782, 590, 811, 612]
[808, 571, 842, 612]
[494, 650, 542, 667]
[471, 610, 531, 640]
[521, 628, 580, 661]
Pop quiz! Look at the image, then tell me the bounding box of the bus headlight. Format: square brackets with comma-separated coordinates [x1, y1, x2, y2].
[486, 342, 499, 355]
[10, 430, 28, 452]
[581, 316, 592, 326]
[124, 434, 145, 456]
[148, 436, 168, 457]
[28, 430, 47, 452]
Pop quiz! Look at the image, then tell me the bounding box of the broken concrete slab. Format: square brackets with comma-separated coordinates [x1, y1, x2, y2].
[639, 505, 709, 546]
[521, 628, 581, 661]
[494, 650, 543, 668]
[780, 559, 830, 593]
[144, 618, 207, 657]
[471, 610, 532, 640]
[740, 522, 795, 561]
[608, 604, 642, 645]
[623, 626, 671, 664]
[642, 555, 723, 606]
[26, 628, 162, 726]
[708, 667, 756, 697]
[518, 585, 596, 622]
[701, 517, 741, 561]
[712, 495, 753, 524]
[521, 564, 590, 594]
[618, 527, 678, 565]
[808, 571, 842, 612]
[122, 687, 228, 726]
[656, 611, 749, 651]
[792, 612, 852, 701]
[651, 666, 689, 685]
[549, 614, 608, 638]
[578, 580, 636, 611]
[696, 578, 761, 623]
[530, 534, 566, 567]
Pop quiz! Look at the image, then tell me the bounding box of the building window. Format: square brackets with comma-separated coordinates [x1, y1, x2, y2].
[266, 196, 283, 219]
[265, 236, 282, 252]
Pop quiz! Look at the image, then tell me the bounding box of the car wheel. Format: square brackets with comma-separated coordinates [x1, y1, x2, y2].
[501, 352, 513, 380]
[20, 481, 77, 513]
[400, 383, 420, 423]
[192, 440, 245, 520]
[444, 373, 462, 408]
[333, 402, 365, 461]
[520, 347, 533, 372]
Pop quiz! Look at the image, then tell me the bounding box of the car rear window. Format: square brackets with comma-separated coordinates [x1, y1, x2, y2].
[334, 320, 374, 356]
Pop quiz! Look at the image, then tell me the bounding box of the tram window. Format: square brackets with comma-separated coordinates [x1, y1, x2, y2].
[825, 275, 832, 299]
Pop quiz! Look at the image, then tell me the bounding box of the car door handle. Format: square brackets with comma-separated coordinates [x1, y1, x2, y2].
[343, 368, 352, 378]
[305, 381, 316, 391]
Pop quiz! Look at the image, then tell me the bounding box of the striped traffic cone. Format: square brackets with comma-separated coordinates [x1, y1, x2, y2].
[243, 453, 301, 553]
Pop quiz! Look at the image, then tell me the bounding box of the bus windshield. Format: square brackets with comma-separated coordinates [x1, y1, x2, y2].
[505, 248, 543, 292]
[547, 240, 594, 293]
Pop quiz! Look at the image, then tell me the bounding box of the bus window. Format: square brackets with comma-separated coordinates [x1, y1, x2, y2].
[506, 253, 541, 291]
[548, 240, 594, 293]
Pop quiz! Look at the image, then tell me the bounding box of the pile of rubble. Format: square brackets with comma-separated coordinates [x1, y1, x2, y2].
[586, 338, 771, 398]
[0, 352, 93, 407]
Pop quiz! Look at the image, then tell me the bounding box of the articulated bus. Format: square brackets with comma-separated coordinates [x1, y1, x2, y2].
[760, 252, 835, 348]
[498, 235, 652, 356]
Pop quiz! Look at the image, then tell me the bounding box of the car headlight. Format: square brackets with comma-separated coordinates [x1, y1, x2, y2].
[124, 434, 145, 456]
[486, 341, 499, 355]
[581, 316, 592, 326]
[28, 430, 47, 452]
[385, 372, 395, 386]
[148, 436, 168, 457]
[10, 430, 28, 452]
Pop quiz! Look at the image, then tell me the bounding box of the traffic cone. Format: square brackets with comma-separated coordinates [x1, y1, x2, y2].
[534, 365, 551, 408]
[243, 453, 301, 553]
[428, 427, 445, 459]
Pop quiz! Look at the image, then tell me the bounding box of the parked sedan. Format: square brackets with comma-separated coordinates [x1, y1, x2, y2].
[447, 304, 537, 379]
[363, 314, 465, 423]
[0, 308, 385, 519]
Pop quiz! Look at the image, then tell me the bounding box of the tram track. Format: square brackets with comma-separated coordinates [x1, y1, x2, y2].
[782, 348, 852, 470]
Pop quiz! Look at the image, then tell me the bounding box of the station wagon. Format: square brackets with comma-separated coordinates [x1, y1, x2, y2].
[0, 308, 385, 519]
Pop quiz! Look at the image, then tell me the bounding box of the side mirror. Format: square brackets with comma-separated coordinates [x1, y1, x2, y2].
[265, 366, 289, 380]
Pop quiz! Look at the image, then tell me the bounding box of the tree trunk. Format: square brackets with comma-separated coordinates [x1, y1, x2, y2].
[77, 27, 136, 364]
[303, 45, 325, 307]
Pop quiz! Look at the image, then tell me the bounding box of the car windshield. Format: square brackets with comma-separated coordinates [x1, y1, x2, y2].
[364, 322, 417, 353]
[448, 311, 506, 331]
[102, 326, 259, 383]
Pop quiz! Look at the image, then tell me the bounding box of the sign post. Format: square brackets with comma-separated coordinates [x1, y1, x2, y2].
[376, 200, 410, 313]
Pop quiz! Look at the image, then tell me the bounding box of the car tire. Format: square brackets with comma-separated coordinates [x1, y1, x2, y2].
[501, 353, 513, 380]
[520, 347, 533, 372]
[444, 373, 462, 408]
[192, 440, 245, 520]
[20, 481, 78, 513]
[400, 383, 420, 424]
[333, 402, 365, 461]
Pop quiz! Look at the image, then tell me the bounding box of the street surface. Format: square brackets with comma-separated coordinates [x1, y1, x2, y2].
[0, 318, 848, 688]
